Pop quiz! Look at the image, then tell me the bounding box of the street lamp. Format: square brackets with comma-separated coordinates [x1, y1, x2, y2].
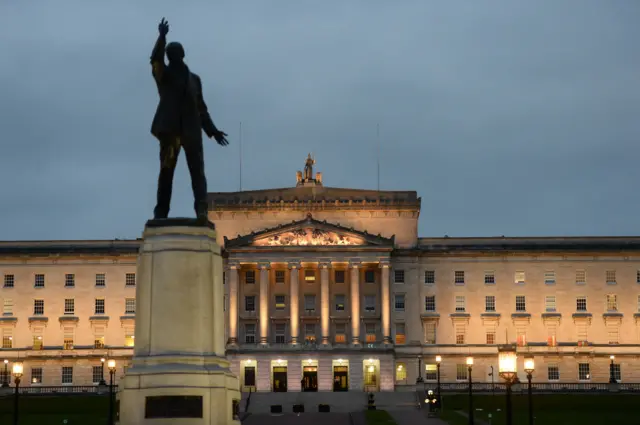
[2, 360, 9, 388]
[12, 362, 23, 425]
[609, 355, 616, 384]
[416, 356, 423, 384]
[107, 359, 116, 425]
[100, 357, 107, 386]
[435, 355, 442, 410]
[466, 357, 474, 425]
[498, 345, 518, 425]
[524, 357, 535, 425]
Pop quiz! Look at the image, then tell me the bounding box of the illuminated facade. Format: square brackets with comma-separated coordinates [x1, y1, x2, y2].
[1, 158, 640, 389]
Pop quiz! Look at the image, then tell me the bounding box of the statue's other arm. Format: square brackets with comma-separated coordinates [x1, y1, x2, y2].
[195, 76, 218, 138]
[150, 33, 167, 82]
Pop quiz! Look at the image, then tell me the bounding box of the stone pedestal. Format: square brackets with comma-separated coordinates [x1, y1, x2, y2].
[118, 219, 240, 425]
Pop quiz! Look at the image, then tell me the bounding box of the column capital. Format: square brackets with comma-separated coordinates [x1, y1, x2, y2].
[349, 259, 361, 268]
[319, 261, 332, 269]
[288, 260, 301, 269]
[258, 261, 271, 270]
[379, 258, 391, 268]
[226, 261, 240, 270]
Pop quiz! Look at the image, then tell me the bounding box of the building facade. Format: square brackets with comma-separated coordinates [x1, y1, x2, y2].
[1, 159, 640, 390]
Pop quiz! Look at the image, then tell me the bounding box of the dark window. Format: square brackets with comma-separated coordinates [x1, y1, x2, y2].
[245, 296, 256, 311]
[245, 271, 256, 284]
[364, 270, 375, 283]
[244, 367, 256, 386]
[275, 270, 285, 284]
[334, 270, 345, 284]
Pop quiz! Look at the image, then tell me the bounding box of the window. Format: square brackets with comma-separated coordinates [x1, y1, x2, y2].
[576, 296, 587, 312]
[3, 274, 14, 288]
[425, 295, 436, 312]
[94, 327, 105, 348]
[544, 271, 556, 285]
[334, 270, 345, 284]
[454, 271, 465, 285]
[486, 332, 495, 344]
[2, 329, 12, 349]
[485, 296, 496, 312]
[606, 294, 618, 312]
[517, 333, 527, 347]
[365, 323, 376, 343]
[305, 270, 316, 282]
[456, 364, 468, 381]
[515, 271, 525, 285]
[515, 295, 526, 312]
[63, 327, 74, 350]
[548, 365, 560, 381]
[304, 294, 316, 312]
[608, 327, 619, 345]
[396, 362, 407, 381]
[92, 366, 103, 384]
[126, 273, 136, 287]
[394, 270, 405, 284]
[335, 323, 346, 343]
[455, 296, 465, 312]
[364, 295, 376, 312]
[425, 365, 437, 381]
[364, 270, 375, 284]
[245, 271, 255, 284]
[33, 299, 44, 316]
[578, 363, 590, 381]
[612, 364, 621, 382]
[244, 324, 256, 343]
[31, 368, 43, 385]
[456, 332, 465, 345]
[364, 364, 377, 386]
[484, 271, 495, 285]
[64, 299, 75, 315]
[125, 298, 136, 314]
[547, 335, 557, 347]
[606, 270, 616, 285]
[125, 329, 134, 347]
[637, 270, 640, 284]
[3, 299, 13, 316]
[33, 333, 43, 350]
[95, 299, 105, 315]
[394, 294, 405, 311]
[274, 323, 286, 344]
[425, 270, 435, 285]
[275, 295, 286, 310]
[545, 296, 556, 312]
[637, 295, 640, 312]
[95, 273, 106, 287]
[245, 296, 256, 312]
[34, 274, 45, 288]
[305, 323, 316, 342]
[61, 367, 73, 384]
[244, 366, 256, 386]
[335, 294, 345, 311]
[395, 323, 406, 344]
[275, 270, 285, 284]
[424, 322, 436, 344]
[65, 274, 75, 288]
[575, 270, 586, 285]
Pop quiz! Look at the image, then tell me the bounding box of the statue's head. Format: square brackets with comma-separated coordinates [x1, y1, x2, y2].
[165, 42, 185, 63]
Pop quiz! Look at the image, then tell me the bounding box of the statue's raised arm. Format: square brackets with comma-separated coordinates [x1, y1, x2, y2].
[150, 18, 169, 82]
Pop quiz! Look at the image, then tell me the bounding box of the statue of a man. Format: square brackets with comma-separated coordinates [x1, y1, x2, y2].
[150, 18, 229, 221]
[304, 153, 315, 181]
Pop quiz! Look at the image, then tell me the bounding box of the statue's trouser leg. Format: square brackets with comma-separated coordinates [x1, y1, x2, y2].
[154, 137, 181, 219]
[182, 138, 208, 218]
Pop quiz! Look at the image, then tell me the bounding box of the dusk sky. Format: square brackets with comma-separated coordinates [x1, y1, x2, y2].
[1, 1, 639, 240]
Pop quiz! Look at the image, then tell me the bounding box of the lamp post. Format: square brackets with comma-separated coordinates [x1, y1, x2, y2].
[416, 356, 423, 384]
[466, 357, 474, 425]
[107, 359, 116, 425]
[609, 355, 616, 384]
[524, 357, 535, 425]
[12, 362, 23, 425]
[100, 357, 107, 386]
[435, 355, 442, 410]
[2, 360, 9, 388]
[498, 345, 518, 425]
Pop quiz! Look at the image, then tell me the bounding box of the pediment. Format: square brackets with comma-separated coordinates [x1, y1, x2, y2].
[224, 214, 394, 249]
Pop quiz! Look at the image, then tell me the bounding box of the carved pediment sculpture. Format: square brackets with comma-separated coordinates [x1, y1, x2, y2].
[253, 228, 365, 246]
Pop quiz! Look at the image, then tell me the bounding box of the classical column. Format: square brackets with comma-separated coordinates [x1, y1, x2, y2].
[228, 262, 239, 345]
[289, 261, 300, 344]
[259, 262, 270, 345]
[350, 260, 361, 345]
[380, 259, 391, 344]
[320, 262, 331, 345]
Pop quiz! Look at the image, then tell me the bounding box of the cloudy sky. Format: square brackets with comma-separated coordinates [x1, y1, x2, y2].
[1, 1, 639, 240]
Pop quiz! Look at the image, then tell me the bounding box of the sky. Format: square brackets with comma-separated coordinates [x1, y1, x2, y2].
[1, 1, 639, 240]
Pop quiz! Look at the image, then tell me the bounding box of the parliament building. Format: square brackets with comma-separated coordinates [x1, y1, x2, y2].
[1, 158, 640, 391]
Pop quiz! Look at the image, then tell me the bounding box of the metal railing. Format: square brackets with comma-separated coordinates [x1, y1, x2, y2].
[0, 385, 117, 396]
[418, 382, 640, 393]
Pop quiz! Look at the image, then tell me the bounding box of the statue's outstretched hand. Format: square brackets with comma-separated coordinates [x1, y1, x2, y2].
[213, 130, 229, 146]
[158, 18, 169, 36]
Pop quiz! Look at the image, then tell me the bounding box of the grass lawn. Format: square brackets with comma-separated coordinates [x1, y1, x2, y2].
[365, 409, 397, 425]
[438, 393, 640, 425]
[0, 395, 110, 425]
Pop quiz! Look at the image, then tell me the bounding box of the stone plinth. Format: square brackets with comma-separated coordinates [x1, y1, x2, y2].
[118, 219, 240, 425]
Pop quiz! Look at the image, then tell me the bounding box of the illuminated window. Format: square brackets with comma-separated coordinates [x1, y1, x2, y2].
[456, 364, 468, 381]
[454, 271, 465, 285]
[335, 323, 346, 343]
[3, 274, 14, 288]
[485, 296, 496, 312]
[544, 271, 556, 285]
[364, 364, 377, 386]
[578, 363, 590, 381]
[95, 273, 106, 287]
[275, 270, 285, 284]
[514, 271, 525, 285]
[2, 329, 12, 348]
[395, 363, 407, 381]
[125, 298, 136, 314]
[125, 329, 135, 347]
[606, 270, 616, 285]
[64, 299, 75, 315]
[33, 332, 43, 350]
[31, 368, 43, 385]
[395, 323, 405, 344]
[515, 296, 526, 312]
[424, 322, 436, 344]
[275, 295, 286, 310]
[425, 364, 437, 380]
[94, 328, 105, 349]
[606, 294, 618, 312]
[61, 367, 73, 384]
[365, 323, 376, 343]
[425, 295, 436, 312]
[484, 271, 495, 285]
[545, 296, 556, 312]
[305, 323, 316, 342]
[575, 270, 586, 285]
[335, 294, 345, 311]
[576, 296, 587, 312]
[425, 270, 435, 285]
[63, 327, 74, 350]
[304, 270, 316, 282]
[3, 299, 13, 316]
[34, 274, 45, 288]
[65, 274, 75, 288]
[517, 333, 527, 347]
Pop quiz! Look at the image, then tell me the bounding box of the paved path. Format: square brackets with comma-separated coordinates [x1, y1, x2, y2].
[242, 412, 351, 425]
[388, 409, 449, 425]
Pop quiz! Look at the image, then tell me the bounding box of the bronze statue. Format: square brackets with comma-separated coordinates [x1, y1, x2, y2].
[150, 18, 229, 221]
[303, 153, 315, 181]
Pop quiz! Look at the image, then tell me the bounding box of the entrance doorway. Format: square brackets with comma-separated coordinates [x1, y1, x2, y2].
[333, 366, 349, 392]
[302, 366, 318, 392]
[273, 366, 288, 392]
